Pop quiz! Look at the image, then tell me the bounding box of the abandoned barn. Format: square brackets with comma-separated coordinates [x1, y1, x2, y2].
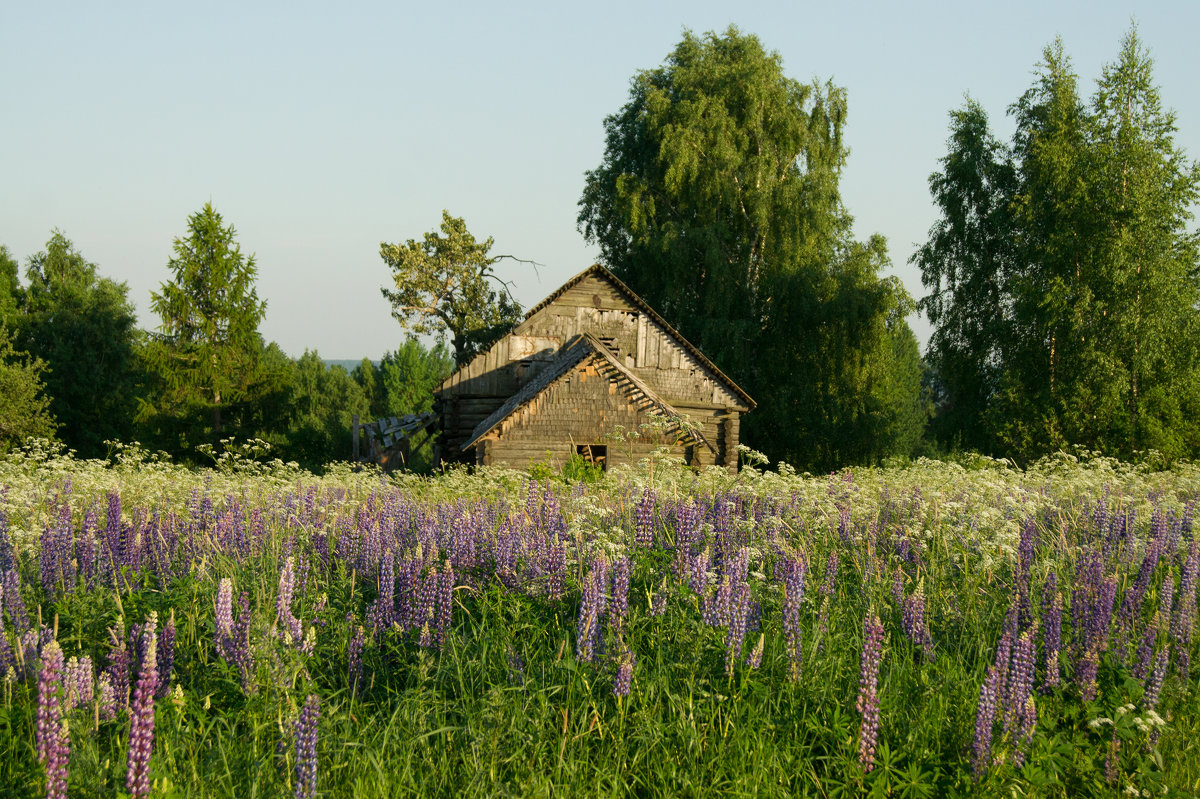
[433, 264, 754, 471]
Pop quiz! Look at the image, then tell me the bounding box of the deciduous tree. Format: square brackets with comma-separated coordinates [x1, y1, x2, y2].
[916, 30, 1200, 461]
[380, 212, 523, 366]
[579, 27, 923, 469]
[14, 232, 140, 456]
[0, 326, 57, 452]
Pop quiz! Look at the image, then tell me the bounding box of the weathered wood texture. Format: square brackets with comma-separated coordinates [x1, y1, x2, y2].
[436, 266, 750, 471]
[475, 360, 702, 470]
[515, 274, 744, 410]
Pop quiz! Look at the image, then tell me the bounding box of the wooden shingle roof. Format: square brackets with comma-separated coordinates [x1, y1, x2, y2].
[461, 333, 716, 453]
[520, 264, 755, 410]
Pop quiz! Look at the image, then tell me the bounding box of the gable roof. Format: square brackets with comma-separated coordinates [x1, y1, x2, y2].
[520, 264, 755, 410]
[462, 333, 716, 453]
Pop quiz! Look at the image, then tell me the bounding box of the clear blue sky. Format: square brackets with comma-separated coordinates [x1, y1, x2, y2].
[4, 1, 1197, 359]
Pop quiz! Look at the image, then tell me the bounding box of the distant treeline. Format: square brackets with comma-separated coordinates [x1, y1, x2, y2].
[2, 25, 1198, 472]
[0, 208, 453, 472]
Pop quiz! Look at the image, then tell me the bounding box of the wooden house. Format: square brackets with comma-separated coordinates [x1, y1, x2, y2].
[434, 264, 755, 471]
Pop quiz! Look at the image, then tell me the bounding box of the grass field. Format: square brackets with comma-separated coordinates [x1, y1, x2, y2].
[1, 441, 1197, 797]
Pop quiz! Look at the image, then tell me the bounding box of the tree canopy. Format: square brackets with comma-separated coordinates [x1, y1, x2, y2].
[915, 29, 1200, 461]
[147, 203, 269, 444]
[12, 232, 140, 457]
[380, 212, 522, 366]
[579, 26, 924, 469]
[0, 325, 57, 452]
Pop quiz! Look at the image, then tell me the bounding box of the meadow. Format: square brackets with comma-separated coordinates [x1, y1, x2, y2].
[0, 439, 1197, 797]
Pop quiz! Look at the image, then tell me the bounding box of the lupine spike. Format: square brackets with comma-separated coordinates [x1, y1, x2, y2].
[856, 612, 884, 772]
[36, 640, 69, 799]
[125, 615, 158, 799]
[294, 693, 320, 799]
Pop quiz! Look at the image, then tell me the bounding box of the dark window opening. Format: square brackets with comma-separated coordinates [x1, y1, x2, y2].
[576, 444, 607, 471]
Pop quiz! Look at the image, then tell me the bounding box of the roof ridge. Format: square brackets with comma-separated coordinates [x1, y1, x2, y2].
[519, 264, 755, 410]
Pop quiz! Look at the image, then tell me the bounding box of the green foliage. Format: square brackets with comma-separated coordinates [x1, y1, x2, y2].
[0, 244, 19, 320]
[916, 29, 1200, 462]
[561, 451, 606, 483]
[0, 452, 1197, 796]
[914, 99, 1017, 453]
[147, 203, 269, 442]
[377, 338, 454, 418]
[10, 232, 141, 457]
[351, 338, 453, 473]
[380, 212, 523, 366]
[281, 350, 372, 470]
[579, 27, 924, 471]
[0, 325, 57, 451]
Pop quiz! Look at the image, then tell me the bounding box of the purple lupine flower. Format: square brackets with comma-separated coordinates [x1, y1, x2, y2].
[156, 614, 176, 699]
[1116, 536, 1164, 656]
[1016, 519, 1037, 628]
[1012, 695, 1038, 768]
[434, 564, 454, 648]
[891, 569, 904, 604]
[1084, 575, 1118, 655]
[902, 588, 934, 663]
[649, 583, 667, 616]
[395, 558, 417, 631]
[19, 626, 51, 682]
[745, 633, 764, 669]
[780, 555, 806, 681]
[702, 577, 732, 628]
[294, 693, 320, 799]
[1133, 623, 1157, 681]
[1003, 630, 1036, 737]
[105, 624, 131, 713]
[972, 664, 1003, 779]
[816, 553, 839, 646]
[545, 534, 566, 601]
[3, 567, 30, 634]
[36, 640, 69, 799]
[688, 548, 710, 596]
[576, 556, 608, 664]
[416, 566, 438, 632]
[367, 551, 395, 633]
[1076, 648, 1100, 702]
[1144, 643, 1170, 711]
[0, 584, 13, 675]
[276, 558, 302, 645]
[348, 624, 364, 695]
[232, 591, 255, 690]
[0, 508, 13, 574]
[1103, 730, 1120, 785]
[1041, 573, 1062, 692]
[610, 557, 629, 633]
[40, 517, 59, 600]
[126, 615, 158, 799]
[1172, 542, 1198, 676]
[856, 612, 884, 772]
[215, 578, 234, 661]
[97, 672, 118, 721]
[1072, 549, 1103, 654]
[672, 501, 700, 579]
[64, 655, 94, 710]
[78, 510, 97, 588]
[634, 490, 655, 548]
[724, 582, 752, 676]
[613, 648, 634, 698]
